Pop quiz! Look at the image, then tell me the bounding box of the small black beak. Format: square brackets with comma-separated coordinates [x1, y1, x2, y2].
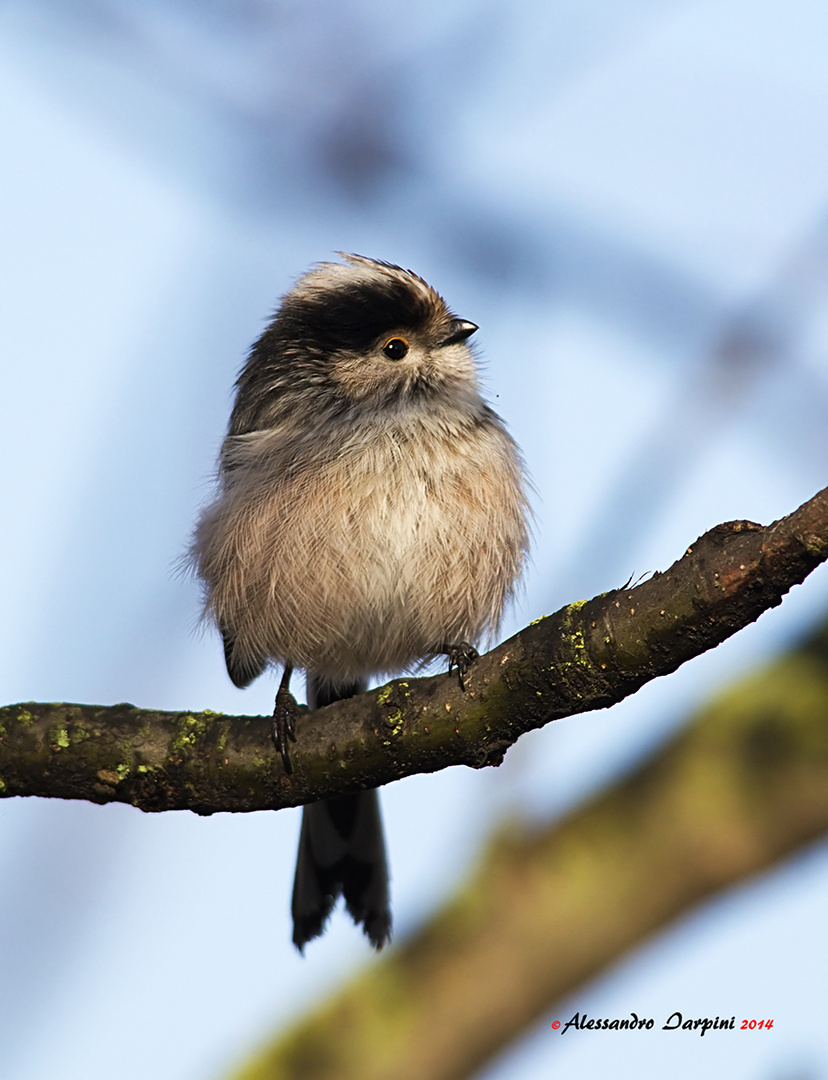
[440, 319, 478, 346]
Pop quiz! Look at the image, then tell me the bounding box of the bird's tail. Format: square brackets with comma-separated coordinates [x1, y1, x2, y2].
[291, 675, 391, 952]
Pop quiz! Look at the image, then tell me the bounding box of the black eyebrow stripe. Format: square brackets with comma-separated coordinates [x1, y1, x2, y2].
[274, 278, 436, 355]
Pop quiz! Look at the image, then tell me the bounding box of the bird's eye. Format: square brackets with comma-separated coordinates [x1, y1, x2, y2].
[382, 337, 409, 361]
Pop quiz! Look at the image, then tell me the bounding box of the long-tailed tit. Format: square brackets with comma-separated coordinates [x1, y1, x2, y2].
[191, 254, 530, 950]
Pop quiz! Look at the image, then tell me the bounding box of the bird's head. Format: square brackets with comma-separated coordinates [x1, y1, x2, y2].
[230, 254, 481, 433]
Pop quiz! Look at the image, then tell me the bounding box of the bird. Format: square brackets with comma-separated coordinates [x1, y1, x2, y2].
[191, 254, 531, 951]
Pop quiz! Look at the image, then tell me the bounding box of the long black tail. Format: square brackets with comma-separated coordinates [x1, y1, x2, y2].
[291, 676, 391, 952]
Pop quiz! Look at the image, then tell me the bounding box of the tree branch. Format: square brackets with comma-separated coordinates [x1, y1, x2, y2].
[1, 486, 827, 814]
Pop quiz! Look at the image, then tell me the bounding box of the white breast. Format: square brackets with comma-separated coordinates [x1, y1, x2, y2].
[196, 410, 530, 684]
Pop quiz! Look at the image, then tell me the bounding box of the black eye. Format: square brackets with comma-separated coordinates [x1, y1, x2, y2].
[382, 337, 409, 361]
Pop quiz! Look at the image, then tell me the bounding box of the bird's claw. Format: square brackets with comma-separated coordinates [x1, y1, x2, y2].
[272, 683, 298, 774]
[445, 641, 479, 690]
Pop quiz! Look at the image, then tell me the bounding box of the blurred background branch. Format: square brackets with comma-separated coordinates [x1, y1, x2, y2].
[228, 615, 828, 1080]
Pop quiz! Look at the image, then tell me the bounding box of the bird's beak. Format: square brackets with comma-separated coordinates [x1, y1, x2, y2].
[440, 319, 478, 346]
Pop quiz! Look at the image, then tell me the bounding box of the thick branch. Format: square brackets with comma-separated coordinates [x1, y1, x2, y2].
[1, 486, 827, 813]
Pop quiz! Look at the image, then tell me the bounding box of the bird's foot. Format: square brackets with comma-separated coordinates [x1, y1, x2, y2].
[272, 666, 297, 773]
[444, 641, 479, 690]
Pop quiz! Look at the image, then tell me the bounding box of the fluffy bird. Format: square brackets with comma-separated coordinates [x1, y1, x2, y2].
[192, 254, 530, 950]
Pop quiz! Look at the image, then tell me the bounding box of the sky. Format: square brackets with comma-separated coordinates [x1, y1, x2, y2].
[1, 1, 828, 1078]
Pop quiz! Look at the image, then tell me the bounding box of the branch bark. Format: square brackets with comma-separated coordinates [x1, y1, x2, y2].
[1, 486, 827, 813]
